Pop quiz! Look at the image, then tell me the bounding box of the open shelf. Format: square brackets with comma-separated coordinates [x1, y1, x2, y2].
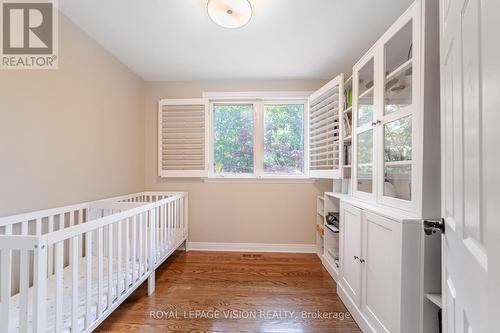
[359, 86, 374, 100]
[325, 223, 339, 233]
[386, 58, 412, 81]
[344, 75, 353, 85]
[426, 293, 442, 308]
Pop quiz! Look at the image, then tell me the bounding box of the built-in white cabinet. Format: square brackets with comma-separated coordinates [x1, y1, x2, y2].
[338, 198, 421, 333]
[317, 0, 441, 331]
[361, 210, 400, 333]
[340, 202, 362, 307]
[351, 0, 439, 216]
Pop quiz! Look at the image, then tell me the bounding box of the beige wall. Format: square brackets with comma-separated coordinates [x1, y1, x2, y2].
[0, 15, 145, 216]
[145, 80, 332, 245]
[0, 14, 333, 247]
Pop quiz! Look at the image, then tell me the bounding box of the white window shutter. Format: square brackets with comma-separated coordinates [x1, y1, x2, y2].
[309, 76, 341, 179]
[158, 98, 209, 177]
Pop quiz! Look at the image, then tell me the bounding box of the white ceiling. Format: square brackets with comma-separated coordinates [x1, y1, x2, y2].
[59, 0, 413, 81]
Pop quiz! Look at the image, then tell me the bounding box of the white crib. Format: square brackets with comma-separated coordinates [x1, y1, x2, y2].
[0, 191, 188, 333]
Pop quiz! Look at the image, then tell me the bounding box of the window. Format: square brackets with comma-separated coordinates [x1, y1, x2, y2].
[213, 103, 254, 174]
[210, 99, 307, 179]
[264, 104, 304, 174]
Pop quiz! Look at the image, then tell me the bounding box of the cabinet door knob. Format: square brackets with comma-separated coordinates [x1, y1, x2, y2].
[360, 259, 366, 263]
[354, 256, 359, 260]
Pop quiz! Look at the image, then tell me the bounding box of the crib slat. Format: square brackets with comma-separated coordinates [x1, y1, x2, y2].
[144, 213, 148, 270]
[0, 249, 12, 333]
[117, 221, 122, 295]
[132, 216, 137, 282]
[168, 203, 173, 249]
[35, 217, 42, 235]
[78, 209, 84, 258]
[178, 199, 181, 241]
[159, 205, 164, 255]
[48, 216, 54, 275]
[153, 207, 157, 264]
[71, 236, 79, 332]
[165, 203, 169, 251]
[174, 200, 178, 243]
[138, 214, 143, 277]
[55, 242, 63, 333]
[19, 222, 29, 333]
[97, 228, 103, 315]
[59, 213, 64, 231]
[125, 218, 130, 290]
[33, 243, 47, 333]
[182, 197, 186, 237]
[85, 231, 93, 330]
[107, 224, 113, 307]
[147, 209, 155, 296]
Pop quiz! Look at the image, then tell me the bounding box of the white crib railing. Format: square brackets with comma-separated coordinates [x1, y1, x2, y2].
[0, 191, 188, 333]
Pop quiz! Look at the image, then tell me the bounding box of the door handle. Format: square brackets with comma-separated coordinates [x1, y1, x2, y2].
[423, 218, 446, 235]
[360, 259, 366, 263]
[354, 256, 359, 261]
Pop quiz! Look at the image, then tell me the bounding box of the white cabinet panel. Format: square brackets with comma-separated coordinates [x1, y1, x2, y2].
[362, 211, 400, 333]
[340, 202, 362, 307]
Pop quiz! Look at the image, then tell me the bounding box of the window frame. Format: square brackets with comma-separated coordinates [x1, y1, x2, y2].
[207, 93, 309, 180]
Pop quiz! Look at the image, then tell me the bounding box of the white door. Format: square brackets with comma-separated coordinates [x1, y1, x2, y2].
[361, 211, 400, 333]
[440, 0, 498, 331]
[340, 202, 362, 307]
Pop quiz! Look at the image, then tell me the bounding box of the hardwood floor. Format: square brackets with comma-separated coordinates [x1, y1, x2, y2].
[95, 251, 361, 333]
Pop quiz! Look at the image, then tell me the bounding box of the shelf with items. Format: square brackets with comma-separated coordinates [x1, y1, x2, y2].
[325, 223, 339, 233]
[321, 3, 441, 333]
[340, 72, 353, 180]
[316, 193, 325, 255]
[320, 193, 342, 278]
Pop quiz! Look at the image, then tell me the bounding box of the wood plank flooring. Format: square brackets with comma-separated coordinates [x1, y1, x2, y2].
[95, 251, 360, 333]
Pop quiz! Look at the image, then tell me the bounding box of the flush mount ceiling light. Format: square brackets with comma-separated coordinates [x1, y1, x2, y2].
[207, 0, 252, 29]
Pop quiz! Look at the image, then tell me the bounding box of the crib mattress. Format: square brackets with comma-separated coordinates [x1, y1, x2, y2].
[9, 256, 147, 333]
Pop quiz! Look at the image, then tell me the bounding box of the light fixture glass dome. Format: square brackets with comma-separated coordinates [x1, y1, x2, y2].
[207, 0, 252, 29]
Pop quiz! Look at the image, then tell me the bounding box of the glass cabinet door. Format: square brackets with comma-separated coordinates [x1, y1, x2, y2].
[354, 57, 375, 197]
[380, 19, 415, 204]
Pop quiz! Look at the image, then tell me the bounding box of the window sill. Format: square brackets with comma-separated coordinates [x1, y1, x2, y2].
[203, 177, 316, 184]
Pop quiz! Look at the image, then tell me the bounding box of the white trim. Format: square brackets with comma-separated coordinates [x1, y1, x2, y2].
[203, 91, 311, 100]
[186, 242, 316, 253]
[203, 177, 315, 184]
[208, 98, 308, 179]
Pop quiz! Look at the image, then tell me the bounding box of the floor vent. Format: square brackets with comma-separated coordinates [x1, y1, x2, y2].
[241, 254, 263, 260]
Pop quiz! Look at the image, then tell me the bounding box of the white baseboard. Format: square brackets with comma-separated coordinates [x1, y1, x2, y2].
[186, 241, 316, 253]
